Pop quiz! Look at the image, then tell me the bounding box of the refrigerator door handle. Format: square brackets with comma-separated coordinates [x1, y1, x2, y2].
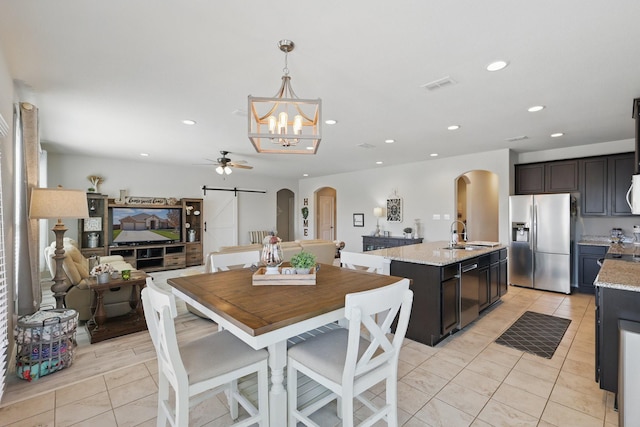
[532, 204, 537, 251]
[530, 204, 535, 251]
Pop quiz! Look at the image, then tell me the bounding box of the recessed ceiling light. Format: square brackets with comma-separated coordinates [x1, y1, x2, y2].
[376, 161, 383, 165]
[384, 139, 395, 144]
[486, 60, 509, 72]
[551, 132, 564, 138]
[430, 153, 439, 157]
[182, 119, 196, 125]
[306, 146, 314, 150]
[528, 105, 545, 112]
[325, 119, 337, 125]
[447, 125, 460, 131]
[140, 153, 149, 157]
[303, 173, 309, 177]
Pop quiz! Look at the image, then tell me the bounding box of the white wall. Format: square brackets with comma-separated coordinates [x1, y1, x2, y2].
[47, 152, 296, 246]
[299, 149, 512, 253]
[47, 138, 639, 256]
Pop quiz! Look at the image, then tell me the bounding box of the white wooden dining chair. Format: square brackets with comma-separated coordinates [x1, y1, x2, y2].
[340, 251, 389, 275]
[205, 250, 260, 273]
[142, 278, 269, 427]
[287, 278, 413, 427]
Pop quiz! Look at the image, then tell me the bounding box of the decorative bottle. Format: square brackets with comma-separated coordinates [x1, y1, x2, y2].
[261, 234, 283, 274]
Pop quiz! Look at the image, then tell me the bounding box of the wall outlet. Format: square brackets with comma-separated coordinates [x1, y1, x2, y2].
[443, 214, 451, 220]
[432, 214, 441, 220]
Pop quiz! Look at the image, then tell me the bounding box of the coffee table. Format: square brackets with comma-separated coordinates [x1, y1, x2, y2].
[86, 271, 148, 343]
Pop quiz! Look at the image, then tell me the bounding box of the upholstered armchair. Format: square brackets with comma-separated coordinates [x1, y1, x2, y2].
[44, 238, 137, 321]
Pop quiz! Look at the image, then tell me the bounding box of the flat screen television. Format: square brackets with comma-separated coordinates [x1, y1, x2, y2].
[109, 207, 182, 246]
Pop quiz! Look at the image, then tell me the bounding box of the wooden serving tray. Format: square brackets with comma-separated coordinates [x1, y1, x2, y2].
[252, 266, 317, 286]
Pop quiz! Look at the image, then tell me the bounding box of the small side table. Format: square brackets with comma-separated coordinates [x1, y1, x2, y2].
[86, 272, 148, 344]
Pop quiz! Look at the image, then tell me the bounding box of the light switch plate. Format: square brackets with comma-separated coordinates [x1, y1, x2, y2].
[432, 214, 441, 220]
[443, 214, 451, 220]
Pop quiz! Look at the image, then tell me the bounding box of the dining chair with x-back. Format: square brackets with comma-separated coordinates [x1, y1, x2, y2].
[142, 277, 270, 426]
[286, 278, 413, 426]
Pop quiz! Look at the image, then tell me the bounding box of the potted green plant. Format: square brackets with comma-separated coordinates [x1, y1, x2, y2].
[290, 251, 317, 274]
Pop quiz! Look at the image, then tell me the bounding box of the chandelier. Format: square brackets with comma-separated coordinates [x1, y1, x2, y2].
[248, 40, 322, 154]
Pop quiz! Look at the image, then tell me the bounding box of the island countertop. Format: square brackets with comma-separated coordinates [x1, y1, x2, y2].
[365, 240, 505, 266]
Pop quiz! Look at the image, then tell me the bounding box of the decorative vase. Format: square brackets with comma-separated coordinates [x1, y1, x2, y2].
[96, 272, 110, 284]
[261, 241, 283, 274]
[295, 268, 311, 275]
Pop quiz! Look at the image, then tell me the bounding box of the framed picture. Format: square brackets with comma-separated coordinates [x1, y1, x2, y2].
[83, 217, 102, 231]
[386, 198, 402, 222]
[353, 213, 364, 227]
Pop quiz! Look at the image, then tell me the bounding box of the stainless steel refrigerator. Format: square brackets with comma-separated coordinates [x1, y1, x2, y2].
[509, 193, 573, 294]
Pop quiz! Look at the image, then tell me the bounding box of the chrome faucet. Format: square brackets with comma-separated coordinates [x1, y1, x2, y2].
[450, 220, 468, 246]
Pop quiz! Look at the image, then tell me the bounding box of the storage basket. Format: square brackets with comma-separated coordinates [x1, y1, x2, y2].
[14, 308, 78, 381]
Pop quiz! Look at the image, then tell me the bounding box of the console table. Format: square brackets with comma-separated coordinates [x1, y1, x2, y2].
[363, 235, 423, 252]
[86, 272, 148, 343]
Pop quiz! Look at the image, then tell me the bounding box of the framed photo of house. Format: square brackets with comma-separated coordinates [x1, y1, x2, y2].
[386, 198, 402, 222]
[353, 213, 364, 227]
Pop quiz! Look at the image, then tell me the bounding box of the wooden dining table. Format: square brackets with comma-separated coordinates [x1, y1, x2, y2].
[167, 263, 405, 426]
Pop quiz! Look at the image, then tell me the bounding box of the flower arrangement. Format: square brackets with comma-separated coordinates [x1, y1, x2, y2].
[90, 263, 114, 276]
[290, 251, 317, 270]
[87, 175, 104, 192]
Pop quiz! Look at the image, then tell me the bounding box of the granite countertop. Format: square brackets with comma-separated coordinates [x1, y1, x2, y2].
[595, 244, 640, 292]
[365, 240, 505, 267]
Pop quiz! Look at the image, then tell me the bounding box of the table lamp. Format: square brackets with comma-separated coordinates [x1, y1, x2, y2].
[373, 207, 384, 237]
[29, 187, 89, 309]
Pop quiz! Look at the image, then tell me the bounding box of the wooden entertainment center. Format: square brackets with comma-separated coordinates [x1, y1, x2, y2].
[78, 195, 204, 272]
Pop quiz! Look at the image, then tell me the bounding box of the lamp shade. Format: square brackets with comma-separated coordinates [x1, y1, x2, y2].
[373, 207, 384, 218]
[29, 188, 89, 219]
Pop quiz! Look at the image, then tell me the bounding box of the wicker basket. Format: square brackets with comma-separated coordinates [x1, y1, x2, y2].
[14, 309, 78, 381]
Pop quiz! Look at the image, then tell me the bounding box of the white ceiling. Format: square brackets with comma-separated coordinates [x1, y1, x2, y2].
[1, 1, 640, 179]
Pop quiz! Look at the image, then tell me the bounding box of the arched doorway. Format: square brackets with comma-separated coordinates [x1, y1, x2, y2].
[315, 187, 336, 240]
[276, 188, 295, 242]
[455, 170, 499, 242]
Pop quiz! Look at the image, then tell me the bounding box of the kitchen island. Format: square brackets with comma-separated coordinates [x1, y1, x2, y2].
[594, 245, 640, 396]
[367, 241, 507, 346]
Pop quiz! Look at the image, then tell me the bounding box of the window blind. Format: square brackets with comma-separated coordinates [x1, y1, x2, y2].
[0, 113, 9, 401]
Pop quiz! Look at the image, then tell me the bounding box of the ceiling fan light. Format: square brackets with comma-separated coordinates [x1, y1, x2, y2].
[225, 166, 232, 175]
[216, 166, 224, 175]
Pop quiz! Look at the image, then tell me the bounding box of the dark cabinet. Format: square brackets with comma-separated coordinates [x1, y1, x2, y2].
[596, 287, 640, 393]
[477, 263, 490, 311]
[478, 253, 501, 311]
[390, 261, 442, 346]
[363, 235, 423, 251]
[580, 157, 608, 216]
[515, 163, 544, 194]
[498, 249, 508, 296]
[609, 153, 635, 216]
[578, 244, 607, 294]
[515, 160, 578, 195]
[545, 160, 579, 193]
[441, 264, 460, 336]
[580, 152, 635, 216]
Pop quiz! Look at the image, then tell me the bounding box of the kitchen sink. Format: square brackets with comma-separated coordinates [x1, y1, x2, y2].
[441, 244, 482, 250]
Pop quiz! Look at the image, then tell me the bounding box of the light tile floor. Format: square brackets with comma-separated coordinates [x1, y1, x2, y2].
[0, 285, 617, 426]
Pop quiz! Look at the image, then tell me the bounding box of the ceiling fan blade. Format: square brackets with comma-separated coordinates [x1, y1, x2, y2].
[229, 163, 253, 169]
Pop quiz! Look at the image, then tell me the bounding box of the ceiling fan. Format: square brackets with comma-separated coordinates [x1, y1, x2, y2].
[206, 151, 253, 175]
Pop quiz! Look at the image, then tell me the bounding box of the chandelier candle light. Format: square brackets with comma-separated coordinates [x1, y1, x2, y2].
[248, 40, 322, 154]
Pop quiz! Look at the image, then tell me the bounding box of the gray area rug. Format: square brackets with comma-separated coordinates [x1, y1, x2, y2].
[495, 311, 571, 359]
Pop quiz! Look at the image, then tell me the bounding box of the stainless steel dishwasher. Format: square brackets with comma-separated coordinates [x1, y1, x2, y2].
[460, 259, 480, 328]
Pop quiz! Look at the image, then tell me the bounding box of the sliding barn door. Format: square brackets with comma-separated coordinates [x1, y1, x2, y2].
[203, 191, 238, 254]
